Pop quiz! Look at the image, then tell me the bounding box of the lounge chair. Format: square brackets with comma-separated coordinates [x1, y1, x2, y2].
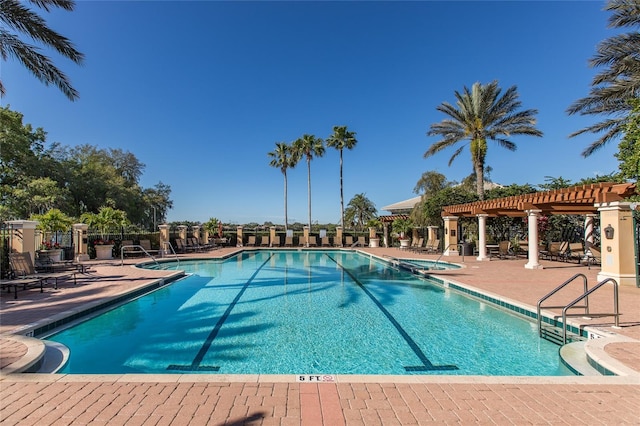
[410, 238, 424, 252]
[566, 242, 586, 263]
[308, 236, 317, 247]
[121, 240, 139, 257]
[284, 236, 293, 247]
[344, 236, 354, 247]
[0, 277, 44, 299]
[246, 236, 256, 247]
[543, 241, 569, 261]
[271, 235, 281, 247]
[139, 240, 159, 255]
[587, 246, 601, 269]
[425, 239, 440, 253]
[321, 236, 331, 247]
[260, 236, 270, 247]
[9, 252, 77, 289]
[174, 238, 187, 253]
[298, 236, 307, 247]
[357, 236, 366, 247]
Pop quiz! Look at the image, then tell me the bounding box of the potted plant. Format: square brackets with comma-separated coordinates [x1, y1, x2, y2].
[81, 206, 129, 259]
[366, 219, 381, 247]
[392, 218, 413, 248]
[31, 208, 74, 262]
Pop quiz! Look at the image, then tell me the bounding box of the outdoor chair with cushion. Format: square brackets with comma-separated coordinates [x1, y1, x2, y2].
[344, 236, 354, 247]
[139, 240, 159, 255]
[121, 240, 140, 257]
[284, 236, 293, 247]
[357, 236, 366, 247]
[9, 252, 78, 289]
[308, 236, 318, 247]
[321, 236, 331, 247]
[260, 236, 270, 247]
[566, 242, 586, 263]
[271, 235, 281, 247]
[587, 246, 602, 269]
[246, 236, 256, 247]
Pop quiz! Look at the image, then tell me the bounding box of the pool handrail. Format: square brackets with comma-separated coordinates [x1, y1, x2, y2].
[162, 241, 180, 267]
[120, 244, 160, 269]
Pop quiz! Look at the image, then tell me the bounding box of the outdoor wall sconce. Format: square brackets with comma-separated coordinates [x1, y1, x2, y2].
[450, 229, 456, 237]
[604, 224, 614, 239]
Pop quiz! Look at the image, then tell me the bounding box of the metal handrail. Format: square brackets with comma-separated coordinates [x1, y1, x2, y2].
[537, 273, 588, 338]
[432, 243, 460, 268]
[162, 241, 180, 267]
[120, 244, 160, 268]
[561, 278, 619, 344]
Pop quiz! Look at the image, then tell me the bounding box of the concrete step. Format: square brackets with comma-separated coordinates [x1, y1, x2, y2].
[559, 341, 602, 376]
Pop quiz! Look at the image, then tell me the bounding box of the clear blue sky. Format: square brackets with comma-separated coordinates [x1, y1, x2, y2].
[2, 1, 622, 225]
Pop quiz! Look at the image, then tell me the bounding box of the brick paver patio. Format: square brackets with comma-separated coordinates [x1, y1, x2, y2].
[1, 247, 639, 425]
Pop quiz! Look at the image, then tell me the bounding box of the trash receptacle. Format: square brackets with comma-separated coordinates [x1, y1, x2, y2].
[461, 242, 474, 256]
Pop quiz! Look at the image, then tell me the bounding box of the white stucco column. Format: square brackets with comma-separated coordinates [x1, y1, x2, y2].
[524, 209, 543, 269]
[476, 214, 489, 261]
[192, 225, 201, 243]
[7, 220, 38, 263]
[236, 226, 243, 247]
[442, 216, 459, 256]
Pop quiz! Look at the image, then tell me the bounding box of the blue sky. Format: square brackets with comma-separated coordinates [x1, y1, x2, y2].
[1, 1, 622, 225]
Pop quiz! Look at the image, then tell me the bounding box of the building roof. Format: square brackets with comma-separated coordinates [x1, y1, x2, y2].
[382, 196, 422, 213]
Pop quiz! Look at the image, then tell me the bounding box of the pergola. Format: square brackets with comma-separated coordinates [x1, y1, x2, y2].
[439, 182, 637, 280]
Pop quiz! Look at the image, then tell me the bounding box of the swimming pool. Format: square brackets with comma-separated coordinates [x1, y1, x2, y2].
[49, 250, 572, 376]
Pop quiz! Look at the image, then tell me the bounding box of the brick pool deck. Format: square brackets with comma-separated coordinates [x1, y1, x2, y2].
[1, 247, 639, 425]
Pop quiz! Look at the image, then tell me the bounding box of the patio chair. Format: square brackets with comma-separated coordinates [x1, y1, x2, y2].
[121, 240, 139, 257]
[321, 236, 331, 247]
[246, 236, 256, 247]
[271, 235, 281, 247]
[410, 238, 424, 252]
[493, 240, 512, 259]
[284, 236, 293, 247]
[260, 235, 270, 247]
[426, 239, 440, 253]
[587, 246, 601, 269]
[344, 236, 354, 247]
[566, 242, 586, 263]
[357, 236, 366, 247]
[174, 238, 187, 253]
[0, 277, 44, 299]
[308, 236, 318, 247]
[9, 252, 77, 289]
[298, 236, 308, 247]
[139, 240, 159, 256]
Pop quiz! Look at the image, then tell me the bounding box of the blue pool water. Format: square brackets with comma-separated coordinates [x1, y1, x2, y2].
[50, 250, 572, 376]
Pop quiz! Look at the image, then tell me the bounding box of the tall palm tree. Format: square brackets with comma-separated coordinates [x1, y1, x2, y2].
[326, 125, 357, 228]
[425, 81, 543, 200]
[567, 0, 640, 157]
[344, 193, 377, 232]
[268, 142, 299, 232]
[293, 134, 325, 236]
[0, 0, 84, 100]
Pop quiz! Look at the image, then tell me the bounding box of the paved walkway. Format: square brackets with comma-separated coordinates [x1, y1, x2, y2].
[1, 247, 639, 425]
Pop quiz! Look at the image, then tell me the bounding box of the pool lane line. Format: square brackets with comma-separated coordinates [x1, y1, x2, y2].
[326, 254, 458, 372]
[167, 253, 274, 372]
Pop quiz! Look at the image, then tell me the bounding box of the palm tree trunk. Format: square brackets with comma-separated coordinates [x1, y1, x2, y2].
[283, 171, 288, 232]
[307, 158, 312, 241]
[475, 162, 485, 200]
[339, 149, 344, 228]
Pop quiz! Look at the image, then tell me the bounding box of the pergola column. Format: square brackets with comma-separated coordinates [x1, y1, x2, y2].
[270, 226, 277, 247]
[442, 216, 459, 256]
[383, 223, 389, 248]
[177, 225, 187, 241]
[524, 209, 543, 269]
[476, 214, 489, 261]
[303, 226, 310, 247]
[596, 202, 636, 286]
[585, 214, 597, 251]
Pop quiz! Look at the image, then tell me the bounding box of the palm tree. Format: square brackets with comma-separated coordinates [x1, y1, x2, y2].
[293, 134, 325, 236]
[425, 81, 543, 200]
[344, 193, 377, 232]
[0, 0, 84, 100]
[268, 142, 299, 232]
[567, 0, 640, 157]
[326, 125, 358, 227]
